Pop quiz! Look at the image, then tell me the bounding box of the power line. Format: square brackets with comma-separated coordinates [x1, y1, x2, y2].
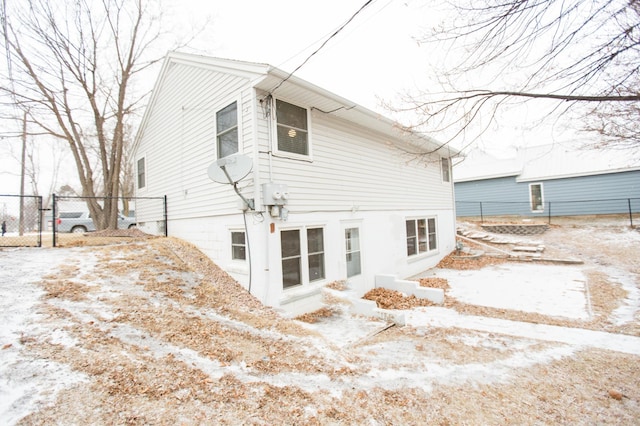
[269, 0, 376, 94]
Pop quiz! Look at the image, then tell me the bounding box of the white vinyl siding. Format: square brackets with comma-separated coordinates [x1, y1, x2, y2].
[257, 111, 453, 212]
[135, 61, 257, 219]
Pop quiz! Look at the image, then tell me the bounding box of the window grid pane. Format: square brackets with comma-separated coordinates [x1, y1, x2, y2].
[137, 158, 145, 189]
[345, 228, 361, 278]
[417, 219, 427, 253]
[428, 218, 437, 251]
[281, 230, 302, 288]
[307, 228, 325, 282]
[406, 220, 417, 256]
[218, 128, 238, 158]
[231, 231, 246, 260]
[442, 158, 450, 182]
[277, 100, 307, 129]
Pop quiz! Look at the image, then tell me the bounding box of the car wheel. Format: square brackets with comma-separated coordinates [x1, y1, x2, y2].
[71, 226, 87, 234]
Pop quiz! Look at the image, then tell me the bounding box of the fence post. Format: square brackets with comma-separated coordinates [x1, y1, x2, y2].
[480, 202, 484, 224]
[629, 198, 634, 228]
[52, 193, 57, 247]
[163, 195, 168, 237]
[37, 196, 43, 247]
[548, 201, 551, 224]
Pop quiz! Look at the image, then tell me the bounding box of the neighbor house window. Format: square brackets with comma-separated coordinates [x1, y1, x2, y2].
[406, 218, 437, 256]
[281, 227, 325, 289]
[276, 99, 308, 156]
[137, 157, 146, 189]
[231, 231, 246, 260]
[530, 183, 544, 212]
[345, 227, 361, 277]
[441, 157, 451, 182]
[216, 101, 238, 158]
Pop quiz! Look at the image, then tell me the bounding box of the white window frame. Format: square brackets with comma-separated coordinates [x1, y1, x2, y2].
[529, 183, 544, 212]
[272, 98, 312, 161]
[215, 98, 242, 159]
[280, 226, 325, 289]
[137, 157, 146, 190]
[406, 217, 438, 257]
[230, 230, 246, 261]
[441, 157, 451, 183]
[344, 227, 362, 278]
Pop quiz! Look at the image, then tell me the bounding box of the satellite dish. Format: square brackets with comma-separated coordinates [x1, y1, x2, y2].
[207, 154, 253, 184]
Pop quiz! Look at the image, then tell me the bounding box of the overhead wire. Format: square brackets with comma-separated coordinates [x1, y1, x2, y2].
[268, 0, 377, 95]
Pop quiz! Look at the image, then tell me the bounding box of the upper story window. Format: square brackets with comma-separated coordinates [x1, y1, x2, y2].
[441, 157, 451, 182]
[276, 99, 308, 156]
[216, 101, 238, 158]
[137, 157, 146, 189]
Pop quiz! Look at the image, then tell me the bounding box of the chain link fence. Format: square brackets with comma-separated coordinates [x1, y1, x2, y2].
[52, 195, 167, 247]
[0, 194, 43, 247]
[456, 198, 640, 227]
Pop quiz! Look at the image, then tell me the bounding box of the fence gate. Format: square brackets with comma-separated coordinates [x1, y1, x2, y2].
[52, 194, 167, 247]
[0, 194, 43, 248]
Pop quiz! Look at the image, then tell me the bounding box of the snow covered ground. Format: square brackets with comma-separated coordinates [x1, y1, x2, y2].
[0, 221, 639, 424]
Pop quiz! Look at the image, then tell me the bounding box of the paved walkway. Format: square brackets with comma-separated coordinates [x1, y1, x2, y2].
[406, 307, 640, 356]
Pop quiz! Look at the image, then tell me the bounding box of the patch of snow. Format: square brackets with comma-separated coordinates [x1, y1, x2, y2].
[424, 263, 590, 320]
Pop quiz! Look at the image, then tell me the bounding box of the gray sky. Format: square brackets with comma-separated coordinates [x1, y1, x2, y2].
[0, 0, 579, 195]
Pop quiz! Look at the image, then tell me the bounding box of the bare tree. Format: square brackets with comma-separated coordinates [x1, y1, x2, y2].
[0, 0, 168, 229]
[120, 123, 135, 217]
[396, 0, 640, 152]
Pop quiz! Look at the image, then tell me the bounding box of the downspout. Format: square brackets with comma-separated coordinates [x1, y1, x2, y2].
[254, 88, 273, 303]
[265, 94, 274, 182]
[449, 147, 458, 248]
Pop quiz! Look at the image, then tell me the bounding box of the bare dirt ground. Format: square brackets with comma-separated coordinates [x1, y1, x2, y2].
[3, 217, 640, 425]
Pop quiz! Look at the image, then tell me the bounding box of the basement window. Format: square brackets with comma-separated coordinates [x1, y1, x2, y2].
[406, 218, 437, 257]
[231, 231, 246, 260]
[281, 227, 325, 289]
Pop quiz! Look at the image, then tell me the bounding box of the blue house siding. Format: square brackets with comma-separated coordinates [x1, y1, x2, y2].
[455, 170, 640, 217]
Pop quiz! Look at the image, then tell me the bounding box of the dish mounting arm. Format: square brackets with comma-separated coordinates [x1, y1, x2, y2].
[220, 165, 255, 210]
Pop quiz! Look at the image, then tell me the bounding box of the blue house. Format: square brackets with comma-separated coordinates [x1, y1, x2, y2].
[454, 145, 640, 218]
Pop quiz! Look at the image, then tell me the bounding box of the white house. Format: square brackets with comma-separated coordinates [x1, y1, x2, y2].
[133, 52, 458, 315]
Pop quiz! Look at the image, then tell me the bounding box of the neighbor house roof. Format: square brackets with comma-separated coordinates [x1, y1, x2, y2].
[135, 51, 458, 157]
[454, 144, 640, 183]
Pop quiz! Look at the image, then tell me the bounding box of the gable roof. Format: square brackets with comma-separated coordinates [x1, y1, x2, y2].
[454, 144, 640, 183]
[134, 51, 458, 157]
